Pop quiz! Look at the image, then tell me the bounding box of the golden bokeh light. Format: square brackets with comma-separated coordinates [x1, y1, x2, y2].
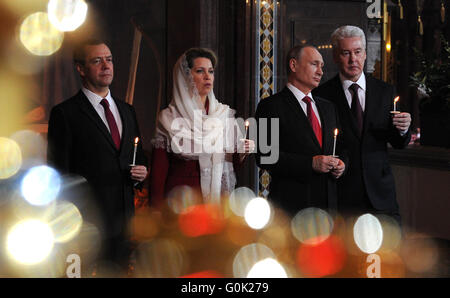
[353, 213, 383, 254]
[244, 197, 272, 230]
[7, 219, 54, 265]
[232, 243, 275, 278]
[229, 187, 256, 217]
[47, 0, 88, 32]
[291, 207, 334, 245]
[47, 201, 83, 243]
[19, 12, 64, 56]
[0, 137, 22, 180]
[247, 258, 288, 278]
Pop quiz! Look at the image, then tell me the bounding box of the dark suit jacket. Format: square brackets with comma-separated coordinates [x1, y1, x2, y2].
[255, 87, 345, 215]
[313, 74, 411, 212]
[47, 90, 147, 239]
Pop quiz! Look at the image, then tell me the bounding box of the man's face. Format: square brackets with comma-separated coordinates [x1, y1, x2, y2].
[333, 37, 366, 82]
[289, 47, 324, 94]
[77, 43, 113, 92]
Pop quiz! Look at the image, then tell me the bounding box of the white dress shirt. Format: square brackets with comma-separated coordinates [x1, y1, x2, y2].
[340, 72, 366, 112]
[287, 83, 322, 127]
[82, 87, 123, 137]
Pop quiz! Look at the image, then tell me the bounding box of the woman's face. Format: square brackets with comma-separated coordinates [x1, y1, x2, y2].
[191, 57, 214, 98]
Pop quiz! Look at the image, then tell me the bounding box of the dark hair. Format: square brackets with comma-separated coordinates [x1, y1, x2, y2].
[73, 39, 110, 65]
[184, 48, 218, 69]
[285, 45, 317, 75]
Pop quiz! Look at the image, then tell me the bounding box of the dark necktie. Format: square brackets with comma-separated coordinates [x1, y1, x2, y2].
[349, 83, 363, 135]
[302, 96, 322, 147]
[100, 98, 121, 149]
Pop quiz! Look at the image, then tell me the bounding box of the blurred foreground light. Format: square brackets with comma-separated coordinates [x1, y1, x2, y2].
[244, 197, 271, 230]
[48, 0, 88, 32]
[178, 204, 225, 237]
[229, 187, 256, 217]
[296, 235, 346, 277]
[20, 12, 64, 56]
[10, 130, 46, 170]
[233, 243, 275, 278]
[0, 137, 22, 179]
[167, 185, 200, 214]
[291, 207, 333, 245]
[247, 258, 288, 278]
[48, 201, 83, 243]
[21, 165, 61, 206]
[5, 39, 45, 75]
[353, 214, 383, 254]
[7, 220, 54, 265]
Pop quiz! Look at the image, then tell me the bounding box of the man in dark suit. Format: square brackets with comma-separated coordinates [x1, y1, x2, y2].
[47, 39, 148, 272]
[313, 25, 411, 223]
[255, 45, 345, 216]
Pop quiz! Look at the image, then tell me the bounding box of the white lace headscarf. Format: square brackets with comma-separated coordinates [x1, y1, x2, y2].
[153, 49, 241, 203]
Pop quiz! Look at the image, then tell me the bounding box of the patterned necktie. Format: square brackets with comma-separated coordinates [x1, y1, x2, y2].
[100, 98, 121, 149]
[302, 96, 322, 147]
[349, 83, 363, 135]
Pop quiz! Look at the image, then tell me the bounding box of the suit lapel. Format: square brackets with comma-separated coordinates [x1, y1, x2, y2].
[76, 91, 119, 151]
[282, 87, 322, 150]
[363, 75, 380, 136]
[315, 98, 331, 154]
[115, 99, 132, 159]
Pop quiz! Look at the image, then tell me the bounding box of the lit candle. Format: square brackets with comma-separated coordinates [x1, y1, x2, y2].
[332, 128, 339, 157]
[132, 137, 139, 166]
[245, 120, 250, 139]
[393, 96, 399, 112]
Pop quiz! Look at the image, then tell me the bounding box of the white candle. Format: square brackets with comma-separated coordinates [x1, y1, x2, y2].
[245, 120, 250, 139]
[132, 137, 139, 165]
[393, 96, 399, 112]
[333, 129, 338, 157]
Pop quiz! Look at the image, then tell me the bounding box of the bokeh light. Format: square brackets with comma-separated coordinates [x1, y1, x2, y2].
[291, 207, 334, 245]
[244, 197, 271, 230]
[10, 130, 46, 170]
[19, 12, 64, 56]
[21, 165, 61, 206]
[178, 204, 225, 237]
[401, 236, 439, 274]
[377, 215, 402, 250]
[229, 187, 256, 217]
[167, 185, 201, 214]
[247, 258, 288, 278]
[7, 219, 54, 265]
[0, 137, 22, 179]
[47, 0, 88, 32]
[353, 213, 383, 254]
[232, 243, 275, 278]
[296, 235, 346, 277]
[47, 201, 83, 243]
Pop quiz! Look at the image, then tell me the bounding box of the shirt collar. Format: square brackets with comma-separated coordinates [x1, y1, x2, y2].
[339, 72, 366, 91]
[82, 87, 113, 107]
[286, 83, 315, 103]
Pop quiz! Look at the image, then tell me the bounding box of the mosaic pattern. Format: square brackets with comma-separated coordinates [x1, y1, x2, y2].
[255, 0, 277, 198]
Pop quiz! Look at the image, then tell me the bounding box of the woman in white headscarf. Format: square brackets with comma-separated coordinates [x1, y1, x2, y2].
[150, 48, 254, 206]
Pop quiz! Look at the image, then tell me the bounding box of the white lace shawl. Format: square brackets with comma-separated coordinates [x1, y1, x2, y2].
[152, 52, 242, 203]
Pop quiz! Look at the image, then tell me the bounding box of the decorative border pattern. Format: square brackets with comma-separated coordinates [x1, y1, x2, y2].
[255, 0, 277, 198]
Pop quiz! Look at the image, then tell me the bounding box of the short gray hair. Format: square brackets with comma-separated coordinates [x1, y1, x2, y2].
[331, 25, 366, 51]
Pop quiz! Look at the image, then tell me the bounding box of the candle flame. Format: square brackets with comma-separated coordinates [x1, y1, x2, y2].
[134, 137, 139, 144]
[394, 96, 399, 103]
[334, 129, 339, 137]
[245, 120, 250, 127]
